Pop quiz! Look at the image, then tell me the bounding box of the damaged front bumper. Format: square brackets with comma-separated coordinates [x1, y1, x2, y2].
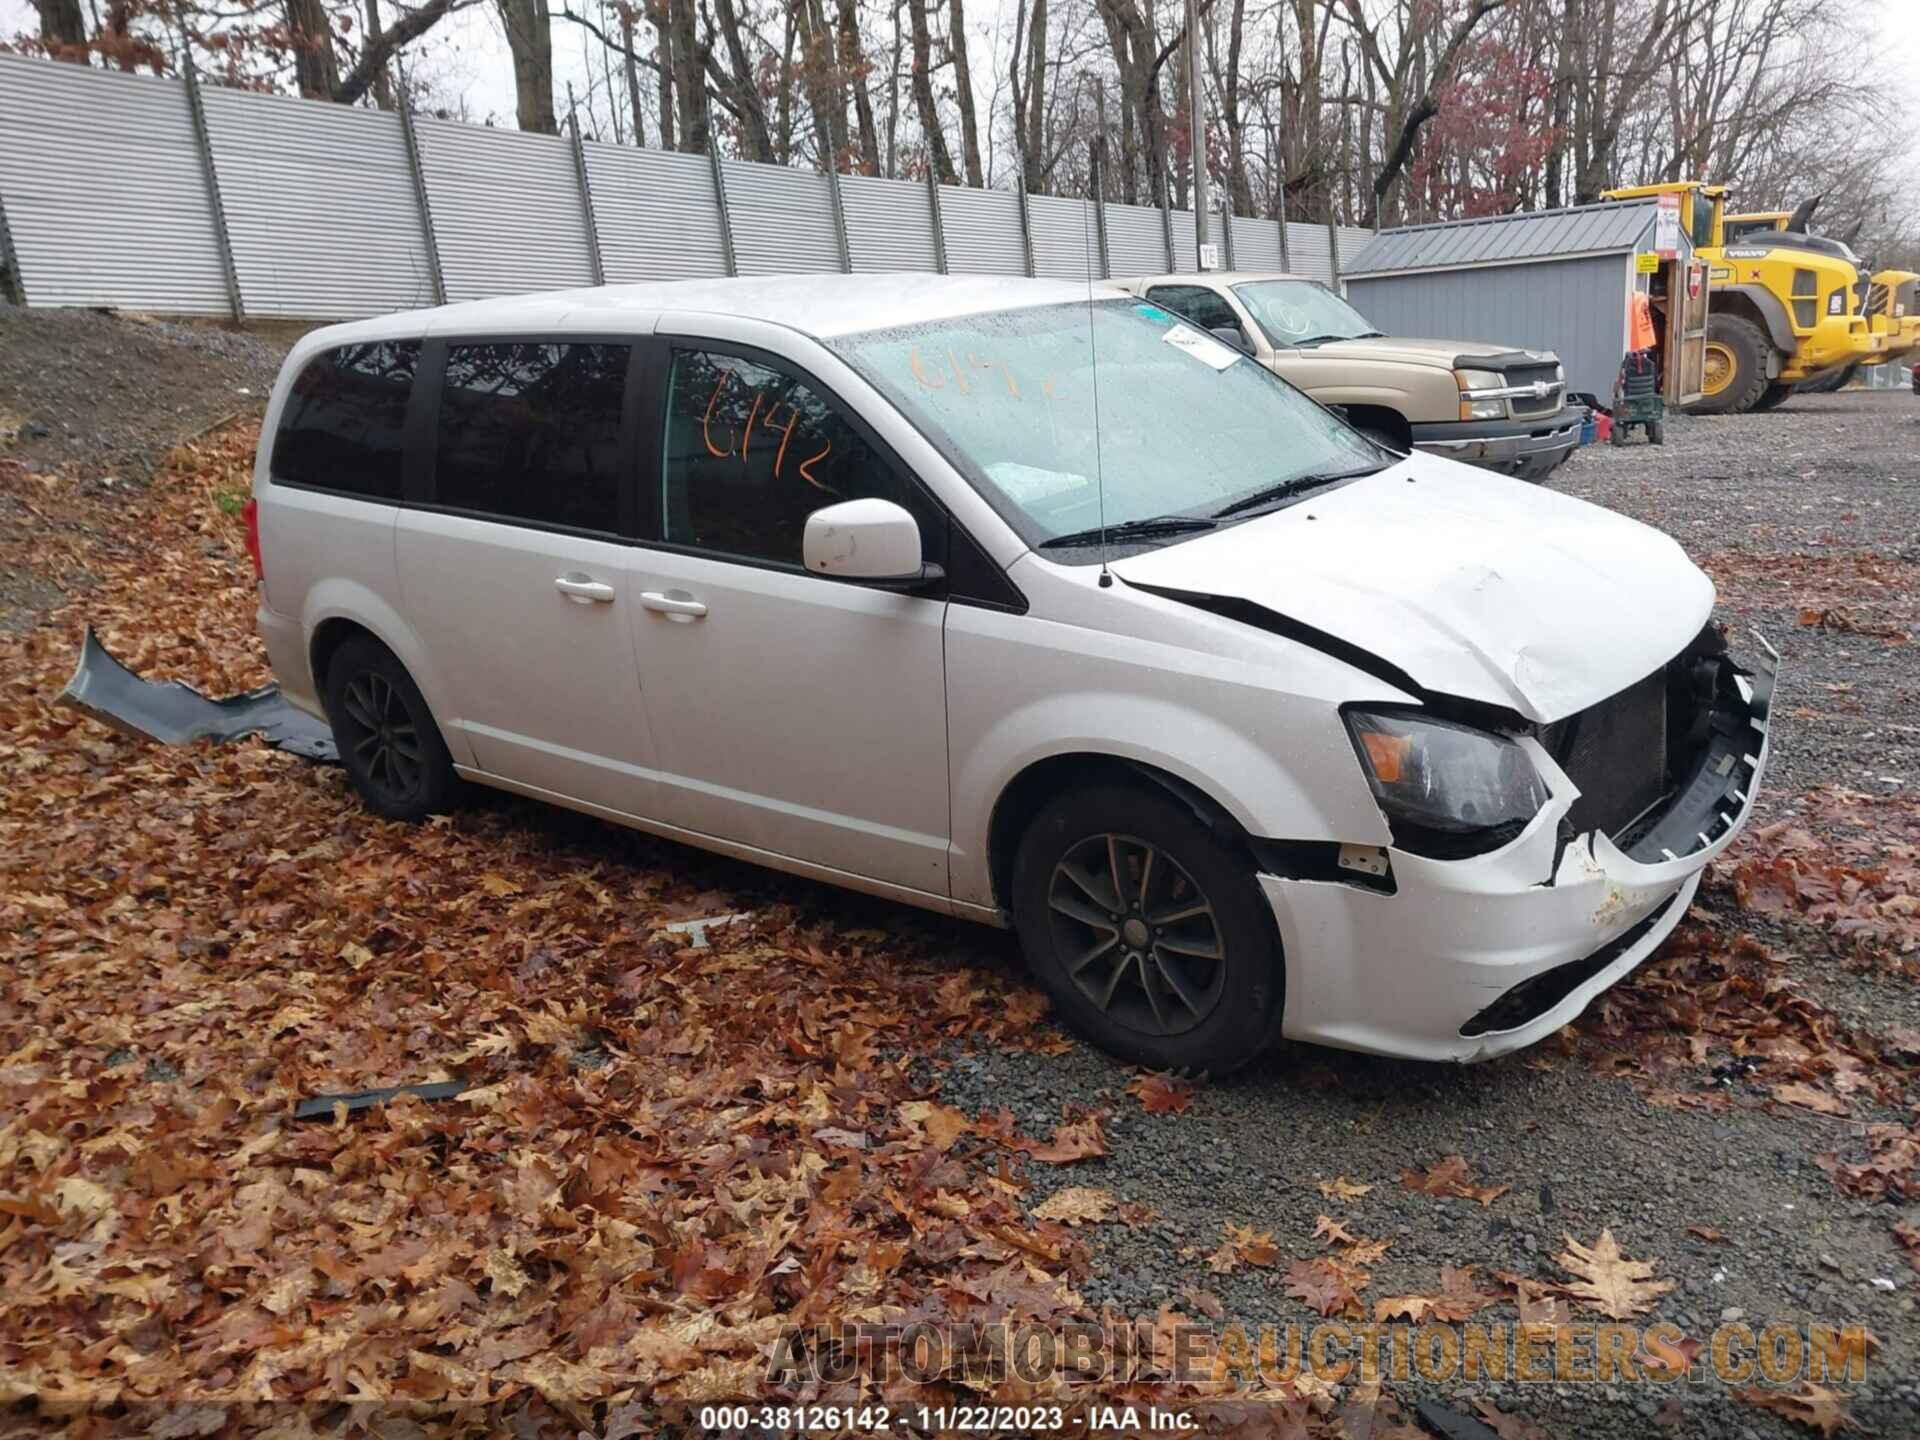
[1261, 637, 1776, 1063]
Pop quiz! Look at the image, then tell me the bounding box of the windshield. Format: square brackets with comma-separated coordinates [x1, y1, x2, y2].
[1232, 279, 1381, 348]
[829, 299, 1382, 553]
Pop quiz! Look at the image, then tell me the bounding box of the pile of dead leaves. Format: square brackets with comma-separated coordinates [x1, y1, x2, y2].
[1698, 547, 1917, 646]
[1572, 920, 1916, 1120]
[1723, 791, 1920, 965]
[0, 427, 1161, 1428]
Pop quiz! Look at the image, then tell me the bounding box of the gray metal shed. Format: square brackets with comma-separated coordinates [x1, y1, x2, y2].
[1343, 200, 1695, 400]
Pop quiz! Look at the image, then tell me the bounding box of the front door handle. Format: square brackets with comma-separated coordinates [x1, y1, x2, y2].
[639, 589, 708, 621]
[555, 574, 616, 605]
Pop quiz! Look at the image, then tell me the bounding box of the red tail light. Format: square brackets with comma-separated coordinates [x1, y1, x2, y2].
[242, 496, 264, 581]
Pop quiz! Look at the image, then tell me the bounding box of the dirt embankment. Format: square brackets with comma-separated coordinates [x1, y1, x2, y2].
[0, 306, 300, 632]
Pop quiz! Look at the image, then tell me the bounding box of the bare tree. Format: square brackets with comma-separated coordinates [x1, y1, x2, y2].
[835, 0, 882, 173]
[497, 0, 558, 132]
[32, 0, 88, 56]
[285, 0, 341, 97]
[907, 0, 957, 180]
[948, 0, 985, 186]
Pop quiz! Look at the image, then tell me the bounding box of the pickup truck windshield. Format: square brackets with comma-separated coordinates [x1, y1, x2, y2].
[1233, 279, 1382, 348]
[831, 299, 1380, 553]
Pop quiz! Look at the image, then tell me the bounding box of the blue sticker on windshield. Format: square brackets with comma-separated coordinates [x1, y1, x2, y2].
[1133, 304, 1174, 324]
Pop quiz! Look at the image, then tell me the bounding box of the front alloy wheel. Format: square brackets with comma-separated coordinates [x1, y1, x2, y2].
[1046, 833, 1227, 1037]
[1012, 782, 1284, 1072]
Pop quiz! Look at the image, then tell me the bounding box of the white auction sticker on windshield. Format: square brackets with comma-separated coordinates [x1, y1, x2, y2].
[1161, 322, 1240, 371]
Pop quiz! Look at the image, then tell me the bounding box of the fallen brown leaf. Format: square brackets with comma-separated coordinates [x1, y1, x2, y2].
[1317, 1175, 1372, 1201]
[1285, 1257, 1361, 1318]
[1032, 1186, 1117, 1227]
[1126, 1071, 1196, 1115]
[1734, 1382, 1861, 1436]
[1399, 1154, 1509, 1206]
[1772, 1081, 1851, 1117]
[1556, 1229, 1675, 1319]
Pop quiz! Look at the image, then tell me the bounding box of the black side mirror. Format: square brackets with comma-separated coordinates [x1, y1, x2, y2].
[1209, 325, 1252, 353]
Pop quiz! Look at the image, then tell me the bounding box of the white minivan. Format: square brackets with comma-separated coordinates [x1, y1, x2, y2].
[250, 274, 1774, 1071]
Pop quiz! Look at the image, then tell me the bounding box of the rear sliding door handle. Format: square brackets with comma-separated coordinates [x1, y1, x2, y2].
[554, 574, 616, 604]
[639, 590, 708, 620]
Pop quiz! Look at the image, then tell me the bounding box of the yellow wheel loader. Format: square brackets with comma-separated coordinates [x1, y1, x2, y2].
[1724, 208, 1917, 395]
[1604, 183, 1884, 414]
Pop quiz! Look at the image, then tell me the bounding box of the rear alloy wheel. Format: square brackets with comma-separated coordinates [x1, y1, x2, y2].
[1690, 314, 1771, 415]
[1012, 783, 1282, 1072]
[324, 637, 458, 822]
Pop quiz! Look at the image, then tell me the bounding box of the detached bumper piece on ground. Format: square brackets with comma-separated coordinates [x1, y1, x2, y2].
[59, 626, 337, 762]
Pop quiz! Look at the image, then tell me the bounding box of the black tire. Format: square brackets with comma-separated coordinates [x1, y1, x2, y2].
[1011, 782, 1283, 1072]
[1648, 419, 1666, 445]
[1799, 363, 1857, 396]
[323, 636, 458, 822]
[1690, 313, 1772, 415]
[1751, 382, 1795, 411]
[1356, 424, 1405, 455]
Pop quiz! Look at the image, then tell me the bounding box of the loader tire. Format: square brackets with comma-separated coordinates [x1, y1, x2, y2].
[1690, 314, 1772, 415]
[1751, 383, 1794, 411]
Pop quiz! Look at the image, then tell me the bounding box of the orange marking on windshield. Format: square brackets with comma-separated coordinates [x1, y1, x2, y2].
[910, 347, 945, 389]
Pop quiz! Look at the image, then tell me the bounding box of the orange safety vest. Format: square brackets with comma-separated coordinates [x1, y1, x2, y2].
[1629, 290, 1657, 352]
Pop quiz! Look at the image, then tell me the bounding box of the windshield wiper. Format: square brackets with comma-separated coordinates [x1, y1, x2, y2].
[1295, 331, 1385, 346]
[1037, 515, 1218, 550]
[1211, 465, 1384, 520]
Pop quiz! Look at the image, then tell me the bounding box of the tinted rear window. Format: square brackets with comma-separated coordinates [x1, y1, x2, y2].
[270, 341, 419, 499]
[433, 342, 628, 533]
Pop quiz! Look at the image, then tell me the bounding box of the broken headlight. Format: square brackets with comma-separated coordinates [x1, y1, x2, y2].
[1345, 710, 1548, 856]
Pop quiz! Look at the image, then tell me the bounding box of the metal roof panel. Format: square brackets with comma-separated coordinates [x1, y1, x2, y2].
[1345, 199, 1661, 275]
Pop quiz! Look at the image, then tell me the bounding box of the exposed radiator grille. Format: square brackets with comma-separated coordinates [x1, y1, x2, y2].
[1534, 670, 1669, 838]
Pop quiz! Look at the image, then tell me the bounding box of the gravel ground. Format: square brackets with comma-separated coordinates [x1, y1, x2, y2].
[1556, 394, 1920, 809]
[930, 394, 1920, 1437]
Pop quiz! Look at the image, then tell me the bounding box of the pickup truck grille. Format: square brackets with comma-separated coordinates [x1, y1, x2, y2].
[1502, 362, 1563, 417]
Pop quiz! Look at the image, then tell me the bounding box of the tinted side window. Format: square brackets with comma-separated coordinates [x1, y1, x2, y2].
[661, 348, 943, 567]
[271, 341, 419, 499]
[434, 342, 628, 533]
[1148, 285, 1238, 332]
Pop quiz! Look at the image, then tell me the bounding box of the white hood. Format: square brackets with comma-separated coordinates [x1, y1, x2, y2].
[1110, 452, 1714, 723]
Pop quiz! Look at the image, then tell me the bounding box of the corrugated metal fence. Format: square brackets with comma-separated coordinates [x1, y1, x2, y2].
[0, 53, 1372, 321]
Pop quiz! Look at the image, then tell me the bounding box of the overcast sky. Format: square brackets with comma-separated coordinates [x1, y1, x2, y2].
[3, 0, 1915, 189]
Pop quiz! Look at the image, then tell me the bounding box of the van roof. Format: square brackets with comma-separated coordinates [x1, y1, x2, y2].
[303, 273, 1105, 349]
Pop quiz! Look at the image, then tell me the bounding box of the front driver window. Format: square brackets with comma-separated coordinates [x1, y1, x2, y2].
[1147, 286, 1239, 335]
[661, 348, 943, 568]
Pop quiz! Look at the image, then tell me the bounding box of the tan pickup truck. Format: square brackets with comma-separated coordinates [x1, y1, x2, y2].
[1116, 271, 1581, 480]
